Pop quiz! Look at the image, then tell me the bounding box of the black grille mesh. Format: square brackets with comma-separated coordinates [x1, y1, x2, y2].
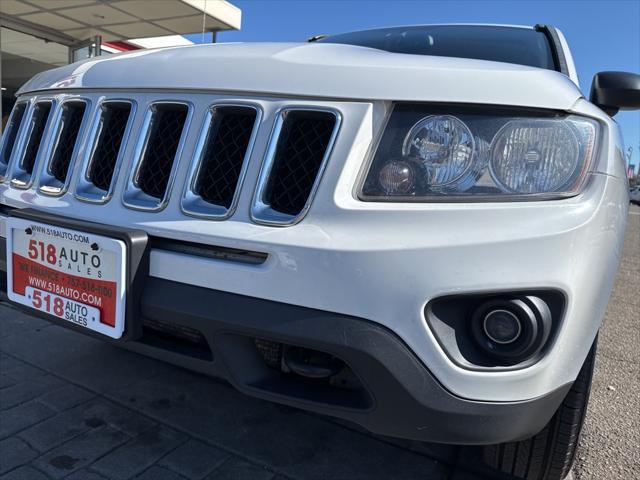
[49, 102, 86, 183]
[22, 102, 52, 175]
[254, 339, 282, 368]
[1, 103, 27, 167]
[88, 103, 131, 191]
[194, 107, 257, 208]
[137, 105, 188, 199]
[264, 111, 336, 216]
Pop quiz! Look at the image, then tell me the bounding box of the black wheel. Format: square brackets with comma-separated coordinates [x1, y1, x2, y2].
[483, 338, 597, 480]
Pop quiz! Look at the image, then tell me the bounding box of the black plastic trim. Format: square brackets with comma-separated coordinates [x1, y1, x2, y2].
[150, 237, 267, 265]
[426, 290, 565, 371]
[589, 71, 640, 116]
[534, 24, 570, 76]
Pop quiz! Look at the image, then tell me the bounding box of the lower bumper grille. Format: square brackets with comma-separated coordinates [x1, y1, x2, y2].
[141, 318, 212, 361]
[254, 338, 283, 368]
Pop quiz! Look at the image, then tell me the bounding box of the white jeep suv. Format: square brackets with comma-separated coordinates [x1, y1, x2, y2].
[1, 24, 639, 480]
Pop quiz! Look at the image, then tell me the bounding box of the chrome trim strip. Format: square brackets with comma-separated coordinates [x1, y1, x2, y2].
[75, 99, 137, 204]
[181, 102, 262, 220]
[9, 98, 57, 190]
[122, 101, 193, 212]
[250, 106, 342, 227]
[38, 98, 91, 197]
[0, 100, 30, 181]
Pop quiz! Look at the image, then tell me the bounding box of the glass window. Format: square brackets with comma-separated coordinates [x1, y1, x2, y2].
[318, 25, 556, 71]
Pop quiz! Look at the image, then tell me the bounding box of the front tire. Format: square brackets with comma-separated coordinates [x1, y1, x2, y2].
[483, 338, 597, 480]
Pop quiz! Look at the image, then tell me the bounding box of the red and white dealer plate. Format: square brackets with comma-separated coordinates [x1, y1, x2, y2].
[6, 217, 127, 339]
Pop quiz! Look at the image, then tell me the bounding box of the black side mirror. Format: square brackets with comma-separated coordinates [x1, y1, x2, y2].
[590, 71, 640, 116]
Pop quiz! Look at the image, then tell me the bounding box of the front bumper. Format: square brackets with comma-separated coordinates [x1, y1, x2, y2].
[0, 242, 569, 444]
[0, 162, 627, 444]
[0, 170, 629, 404]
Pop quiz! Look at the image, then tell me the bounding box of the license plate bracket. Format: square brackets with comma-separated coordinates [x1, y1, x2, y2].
[6, 209, 148, 340]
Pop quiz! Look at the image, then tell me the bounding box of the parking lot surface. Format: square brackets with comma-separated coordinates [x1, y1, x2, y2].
[1, 205, 638, 480]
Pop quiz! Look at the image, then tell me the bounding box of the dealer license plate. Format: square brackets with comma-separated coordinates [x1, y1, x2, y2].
[6, 217, 126, 339]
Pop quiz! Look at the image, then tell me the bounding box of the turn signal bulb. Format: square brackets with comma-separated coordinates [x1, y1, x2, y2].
[378, 159, 415, 194]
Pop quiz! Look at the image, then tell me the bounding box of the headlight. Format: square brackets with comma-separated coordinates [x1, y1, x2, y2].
[401, 115, 488, 193]
[360, 105, 599, 201]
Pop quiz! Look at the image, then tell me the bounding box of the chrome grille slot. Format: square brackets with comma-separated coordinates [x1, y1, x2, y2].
[195, 107, 257, 207]
[137, 104, 188, 199]
[75, 101, 133, 202]
[124, 103, 189, 210]
[252, 108, 340, 225]
[21, 103, 52, 175]
[0, 102, 27, 178]
[182, 105, 260, 218]
[39, 101, 87, 194]
[11, 101, 53, 187]
[50, 102, 86, 182]
[266, 112, 337, 215]
[89, 103, 131, 191]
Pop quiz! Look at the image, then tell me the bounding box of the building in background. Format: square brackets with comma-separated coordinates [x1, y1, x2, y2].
[0, 0, 241, 128]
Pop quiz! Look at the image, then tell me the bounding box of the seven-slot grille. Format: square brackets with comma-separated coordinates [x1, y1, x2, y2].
[0, 97, 341, 225]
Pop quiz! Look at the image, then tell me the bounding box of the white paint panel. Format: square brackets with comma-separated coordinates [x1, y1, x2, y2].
[19, 42, 583, 110]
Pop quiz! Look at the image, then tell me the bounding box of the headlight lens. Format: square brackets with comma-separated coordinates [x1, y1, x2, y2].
[402, 115, 475, 189]
[361, 105, 599, 201]
[490, 120, 580, 193]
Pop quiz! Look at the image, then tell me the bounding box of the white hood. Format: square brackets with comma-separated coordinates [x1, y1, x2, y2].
[18, 42, 583, 110]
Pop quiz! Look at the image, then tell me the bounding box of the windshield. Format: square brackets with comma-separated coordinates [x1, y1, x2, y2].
[318, 25, 557, 71]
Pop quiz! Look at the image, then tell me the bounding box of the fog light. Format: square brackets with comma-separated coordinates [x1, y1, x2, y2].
[470, 296, 552, 363]
[483, 309, 522, 344]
